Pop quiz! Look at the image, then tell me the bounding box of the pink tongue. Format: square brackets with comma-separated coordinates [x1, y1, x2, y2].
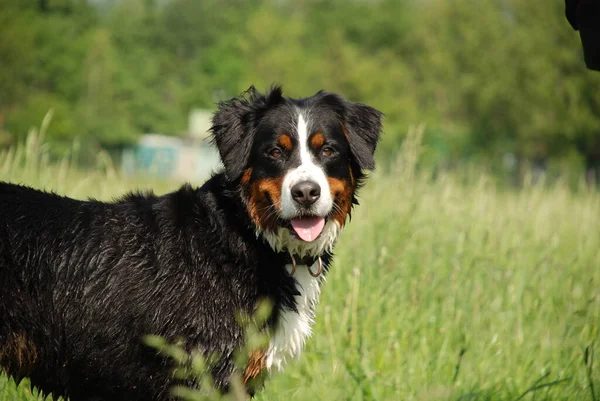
[290, 217, 325, 242]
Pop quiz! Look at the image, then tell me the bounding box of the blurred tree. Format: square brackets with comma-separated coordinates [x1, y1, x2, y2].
[6, 92, 75, 145]
[405, 0, 600, 180]
[107, 0, 181, 135]
[159, 0, 253, 107]
[80, 27, 137, 147]
[0, 1, 37, 113]
[0, 0, 96, 149]
[508, 0, 600, 181]
[408, 0, 518, 159]
[0, 0, 599, 183]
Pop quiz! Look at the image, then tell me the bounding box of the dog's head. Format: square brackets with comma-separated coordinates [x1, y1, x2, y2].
[211, 86, 382, 257]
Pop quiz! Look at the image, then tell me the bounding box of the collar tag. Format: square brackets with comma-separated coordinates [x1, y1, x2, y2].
[288, 253, 323, 277]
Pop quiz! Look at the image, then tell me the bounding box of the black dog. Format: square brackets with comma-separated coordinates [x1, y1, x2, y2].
[0, 86, 382, 401]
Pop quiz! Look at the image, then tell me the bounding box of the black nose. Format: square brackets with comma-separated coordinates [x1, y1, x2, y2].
[291, 181, 321, 206]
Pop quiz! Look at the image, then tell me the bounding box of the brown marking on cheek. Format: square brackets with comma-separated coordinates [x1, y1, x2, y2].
[243, 349, 267, 384]
[247, 177, 283, 231]
[310, 132, 326, 149]
[327, 177, 354, 227]
[277, 134, 293, 152]
[0, 332, 38, 378]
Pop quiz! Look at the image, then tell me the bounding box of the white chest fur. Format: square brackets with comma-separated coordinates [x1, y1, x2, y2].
[265, 262, 322, 371]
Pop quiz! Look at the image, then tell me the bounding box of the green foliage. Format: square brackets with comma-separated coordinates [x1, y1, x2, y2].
[5, 93, 75, 143]
[1, 0, 598, 174]
[143, 299, 273, 401]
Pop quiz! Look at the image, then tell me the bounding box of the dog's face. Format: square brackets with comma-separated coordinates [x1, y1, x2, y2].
[211, 86, 382, 256]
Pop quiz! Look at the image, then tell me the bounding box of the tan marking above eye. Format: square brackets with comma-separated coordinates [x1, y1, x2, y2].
[310, 132, 326, 149]
[278, 134, 293, 151]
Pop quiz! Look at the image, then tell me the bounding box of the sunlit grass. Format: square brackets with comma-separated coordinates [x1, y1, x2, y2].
[1, 123, 599, 400]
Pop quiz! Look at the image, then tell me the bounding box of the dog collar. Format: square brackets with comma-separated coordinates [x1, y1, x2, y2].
[286, 253, 323, 277]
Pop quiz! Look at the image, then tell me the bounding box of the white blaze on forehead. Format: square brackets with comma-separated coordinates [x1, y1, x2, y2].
[297, 114, 312, 166]
[279, 112, 333, 219]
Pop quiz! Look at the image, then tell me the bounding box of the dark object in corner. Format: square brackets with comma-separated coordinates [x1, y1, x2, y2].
[566, 0, 600, 71]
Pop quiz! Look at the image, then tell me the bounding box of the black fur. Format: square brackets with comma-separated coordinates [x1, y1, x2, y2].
[0, 179, 319, 400]
[212, 87, 383, 178]
[295, 90, 383, 171]
[211, 86, 285, 180]
[344, 102, 383, 170]
[0, 86, 382, 401]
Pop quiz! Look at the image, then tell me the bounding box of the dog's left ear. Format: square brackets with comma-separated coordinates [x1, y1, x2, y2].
[343, 102, 383, 170]
[211, 86, 284, 180]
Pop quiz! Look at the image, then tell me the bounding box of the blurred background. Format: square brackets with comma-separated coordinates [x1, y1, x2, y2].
[1, 0, 599, 185]
[2, 3, 600, 400]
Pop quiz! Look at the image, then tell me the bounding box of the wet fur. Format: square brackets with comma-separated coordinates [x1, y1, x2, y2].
[0, 86, 382, 401]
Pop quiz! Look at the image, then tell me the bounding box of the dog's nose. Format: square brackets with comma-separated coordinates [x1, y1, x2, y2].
[291, 181, 321, 206]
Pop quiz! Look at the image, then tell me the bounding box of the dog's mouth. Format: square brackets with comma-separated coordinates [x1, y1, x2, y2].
[282, 216, 326, 242]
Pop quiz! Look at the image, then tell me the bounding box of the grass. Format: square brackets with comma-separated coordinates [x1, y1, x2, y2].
[1, 124, 599, 400]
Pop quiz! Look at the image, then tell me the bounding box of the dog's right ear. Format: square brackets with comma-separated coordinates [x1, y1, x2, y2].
[211, 86, 284, 180]
[343, 101, 383, 171]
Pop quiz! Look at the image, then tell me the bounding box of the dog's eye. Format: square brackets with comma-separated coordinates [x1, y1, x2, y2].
[321, 146, 335, 157]
[268, 148, 282, 159]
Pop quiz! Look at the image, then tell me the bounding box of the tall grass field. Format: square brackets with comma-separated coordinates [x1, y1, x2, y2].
[1, 124, 599, 401]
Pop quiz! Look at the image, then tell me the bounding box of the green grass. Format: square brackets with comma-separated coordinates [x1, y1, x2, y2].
[1, 127, 599, 400]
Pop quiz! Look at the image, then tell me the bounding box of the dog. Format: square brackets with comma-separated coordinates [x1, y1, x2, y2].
[0, 86, 382, 401]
